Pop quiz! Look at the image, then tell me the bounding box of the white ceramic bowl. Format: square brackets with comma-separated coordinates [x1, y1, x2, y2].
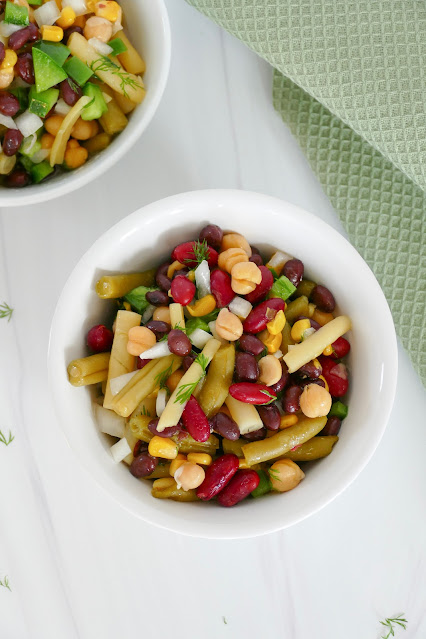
[0, 0, 170, 207]
[48, 190, 398, 538]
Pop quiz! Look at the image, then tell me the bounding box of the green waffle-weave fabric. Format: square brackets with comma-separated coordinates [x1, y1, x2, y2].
[186, 0, 426, 385]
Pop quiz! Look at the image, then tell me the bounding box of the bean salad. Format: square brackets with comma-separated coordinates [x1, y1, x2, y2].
[68, 224, 352, 507]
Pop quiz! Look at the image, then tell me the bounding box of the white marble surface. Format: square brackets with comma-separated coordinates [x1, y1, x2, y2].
[0, 2, 425, 638]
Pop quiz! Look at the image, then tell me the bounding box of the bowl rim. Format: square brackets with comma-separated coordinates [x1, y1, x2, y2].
[48, 189, 399, 538]
[0, 0, 171, 207]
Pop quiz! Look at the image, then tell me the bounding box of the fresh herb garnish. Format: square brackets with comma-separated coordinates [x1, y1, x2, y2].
[380, 615, 407, 638]
[140, 405, 151, 417]
[154, 362, 174, 390]
[268, 468, 282, 482]
[222, 616, 228, 625]
[0, 430, 14, 446]
[174, 353, 210, 404]
[259, 390, 277, 404]
[194, 353, 209, 373]
[0, 301, 13, 322]
[89, 56, 143, 99]
[0, 576, 11, 591]
[185, 239, 210, 266]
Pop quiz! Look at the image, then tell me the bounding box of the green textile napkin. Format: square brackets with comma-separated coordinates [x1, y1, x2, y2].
[186, 0, 426, 385]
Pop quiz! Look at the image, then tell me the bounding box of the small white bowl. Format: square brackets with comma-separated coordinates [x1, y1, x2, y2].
[0, 0, 171, 206]
[48, 190, 398, 538]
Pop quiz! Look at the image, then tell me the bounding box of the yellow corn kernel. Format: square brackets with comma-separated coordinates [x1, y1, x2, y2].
[148, 436, 178, 460]
[312, 358, 321, 369]
[266, 309, 286, 335]
[322, 344, 333, 356]
[319, 375, 329, 392]
[56, 6, 75, 28]
[188, 270, 195, 282]
[0, 49, 17, 70]
[41, 25, 63, 42]
[186, 294, 216, 317]
[280, 414, 298, 429]
[123, 301, 131, 311]
[312, 309, 334, 326]
[95, 0, 120, 22]
[169, 454, 187, 476]
[166, 369, 184, 392]
[187, 453, 212, 466]
[152, 477, 175, 490]
[291, 319, 311, 342]
[167, 260, 185, 279]
[259, 330, 282, 354]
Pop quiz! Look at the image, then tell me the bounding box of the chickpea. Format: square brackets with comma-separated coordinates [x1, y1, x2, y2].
[218, 247, 248, 273]
[269, 459, 305, 492]
[215, 308, 243, 341]
[299, 383, 332, 418]
[0, 70, 14, 89]
[83, 16, 113, 42]
[222, 232, 252, 256]
[153, 306, 171, 324]
[231, 260, 261, 294]
[71, 118, 99, 140]
[258, 355, 282, 386]
[126, 326, 156, 356]
[64, 142, 88, 169]
[40, 133, 55, 150]
[174, 462, 205, 491]
[45, 114, 65, 136]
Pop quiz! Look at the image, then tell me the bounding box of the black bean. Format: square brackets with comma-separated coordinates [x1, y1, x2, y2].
[155, 262, 171, 291]
[296, 360, 322, 379]
[209, 412, 240, 440]
[242, 427, 267, 441]
[199, 224, 223, 249]
[130, 453, 158, 478]
[321, 416, 341, 436]
[282, 385, 302, 413]
[282, 258, 304, 287]
[249, 253, 263, 266]
[311, 285, 336, 312]
[146, 290, 170, 306]
[2, 129, 23, 156]
[6, 169, 31, 188]
[257, 404, 281, 430]
[238, 334, 265, 356]
[235, 352, 259, 382]
[145, 320, 170, 339]
[167, 329, 192, 357]
[148, 418, 180, 438]
[0, 91, 19, 116]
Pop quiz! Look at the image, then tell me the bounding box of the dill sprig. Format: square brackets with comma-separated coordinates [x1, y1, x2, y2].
[268, 468, 282, 482]
[89, 56, 143, 99]
[185, 240, 210, 266]
[0, 430, 14, 446]
[195, 353, 209, 373]
[0, 301, 13, 322]
[380, 615, 407, 638]
[259, 389, 277, 405]
[154, 362, 174, 390]
[174, 353, 210, 404]
[140, 405, 151, 417]
[0, 576, 11, 591]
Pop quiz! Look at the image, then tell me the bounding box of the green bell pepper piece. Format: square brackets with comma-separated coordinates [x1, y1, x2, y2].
[270, 275, 296, 301]
[81, 83, 107, 121]
[4, 1, 29, 25]
[33, 41, 71, 67]
[32, 48, 67, 93]
[63, 56, 93, 86]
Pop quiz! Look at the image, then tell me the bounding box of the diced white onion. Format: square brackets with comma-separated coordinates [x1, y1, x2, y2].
[273, 350, 283, 359]
[55, 98, 72, 115]
[141, 304, 155, 324]
[194, 260, 211, 297]
[110, 437, 131, 463]
[102, 92, 112, 103]
[94, 403, 125, 438]
[30, 148, 50, 164]
[88, 37, 113, 55]
[22, 132, 37, 155]
[208, 321, 227, 344]
[267, 250, 292, 271]
[156, 388, 168, 417]
[189, 328, 212, 349]
[0, 114, 17, 130]
[15, 110, 43, 137]
[109, 370, 138, 397]
[139, 342, 171, 360]
[61, 0, 87, 16]
[228, 296, 252, 319]
[34, 1, 60, 27]
[302, 327, 316, 340]
[0, 22, 22, 36]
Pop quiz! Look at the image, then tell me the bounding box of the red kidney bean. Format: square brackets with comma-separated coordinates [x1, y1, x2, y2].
[294, 315, 321, 331]
[86, 324, 113, 352]
[2, 129, 23, 156]
[229, 382, 277, 405]
[321, 416, 341, 436]
[172, 241, 218, 268]
[249, 253, 263, 266]
[182, 354, 195, 371]
[209, 412, 240, 440]
[0, 92, 20, 116]
[217, 469, 260, 507]
[133, 440, 148, 457]
[242, 426, 267, 440]
[145, 320, 170, 339]
[170, 275, 196, 305]
[155, 262, 172, 291]
[257, 404, 281, 430]
[235, 352, 259, 382]
[311, 285, 335, 312]
[181, 396, 211, 442]
[148, 418, 181, 439]
[245, 266, 274, 304]
[137, 358, 151, 369]
[282, 385, 302, 413]
[130, 452, 158, 478]
[6, 169, 31, 187]
[63, 25, 83, 40]
[269, 362, 289, 394]
[210, 269, 234, 307]
[8, 24, 39, 50]
[296, 359, 322, 379]
[145, 290, 169, 306]
[196, 454, 239, 500]
[282, 258, 304, 287]
[0, 42, 4, 64]
[16, 52, 35, 84]
[167, 329, 192, 356]
[60, 78, 82, 106]
[243, 298, 286, 334]
[318, 357, 348, 397]
[330, 336, 350, 360]
[199, 223, 223, 249]
[238, 334, 265, 356]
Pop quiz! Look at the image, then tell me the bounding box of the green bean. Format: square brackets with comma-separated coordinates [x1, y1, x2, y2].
[285, 295, 309, 323]
[242, 416, 327, 465]
[198, 343, 235, 417]
[281, 320, 295, 355]
[145, 463, 171, 479]
[222, 438, 247, 457]
[151, 481, 199, 501]
[95, 269, 156, 299]
[280, 436, 338, 461]
[294, 280, 316, 299]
